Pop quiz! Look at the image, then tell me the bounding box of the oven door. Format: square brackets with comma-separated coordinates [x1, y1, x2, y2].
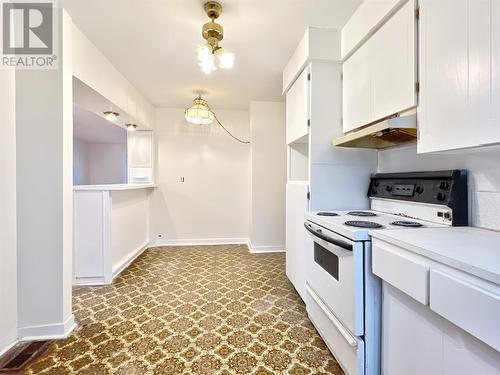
[304, 220, 364, 336]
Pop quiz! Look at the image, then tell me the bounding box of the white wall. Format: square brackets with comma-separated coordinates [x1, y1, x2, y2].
[15, 10, 74, 339]
[73, 138, 90, 185]
[249, 102, 287, 252]
[0, 68, 18, 355]
[378, 144, 500, 231]
[71, 23, 155, 128]
[111, 189, 151, 273]
[73, 140, 127, 185]
[89, 143, 127, 184]
[151, 108, 250, 244]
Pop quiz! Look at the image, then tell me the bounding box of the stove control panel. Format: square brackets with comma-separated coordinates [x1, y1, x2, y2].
[368, 170, 468, 226]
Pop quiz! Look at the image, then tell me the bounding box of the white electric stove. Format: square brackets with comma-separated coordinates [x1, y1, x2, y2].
[303, 170, 468, 375]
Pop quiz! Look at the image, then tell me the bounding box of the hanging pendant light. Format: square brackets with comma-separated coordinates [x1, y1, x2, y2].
[184, 96, 250, 144]
[184, 96, 215, 125]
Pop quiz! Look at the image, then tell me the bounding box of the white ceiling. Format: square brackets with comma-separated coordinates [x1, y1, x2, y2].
[62, 0, 361, 110]
[74, 105, 127, 144]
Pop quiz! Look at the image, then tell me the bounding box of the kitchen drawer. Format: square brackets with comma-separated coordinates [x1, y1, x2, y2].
[306, 284, 364, 375]
[430, 269, 500, 352]
[372, 240, 430, 304]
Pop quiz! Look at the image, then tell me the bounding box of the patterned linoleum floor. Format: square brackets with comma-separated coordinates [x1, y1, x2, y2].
[23, 245, 344, 374]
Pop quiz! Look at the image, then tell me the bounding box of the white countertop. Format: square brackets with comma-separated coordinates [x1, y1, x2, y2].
[370, 227, 500, 285]
[74, 183, 155, 191]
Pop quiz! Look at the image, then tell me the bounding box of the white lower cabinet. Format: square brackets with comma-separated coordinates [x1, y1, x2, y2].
[372, 239, 500, 375]
[430, 269, 500, 352]
[285, 182, 309, 300]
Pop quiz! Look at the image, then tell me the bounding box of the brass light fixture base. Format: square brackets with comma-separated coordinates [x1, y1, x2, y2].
[204, 1, 222, 19]
[202, 1, 224, 50]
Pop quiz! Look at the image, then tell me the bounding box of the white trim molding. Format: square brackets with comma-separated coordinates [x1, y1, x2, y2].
[0, 337, 18, 358]
[154, 238, 249, 247]
[247, 242, 286, 254]
[18, 314, 76, 342]
[111, 241, 150, 281]
[74, 241, 151, 286]
[74, 275, 107, 286]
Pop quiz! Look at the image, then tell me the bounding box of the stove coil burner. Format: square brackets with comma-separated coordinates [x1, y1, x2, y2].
[344, 220, 383, 229]
[390, 220, 423, 227]
[317, 212, 339, 217]
[347, 211, 377, 217]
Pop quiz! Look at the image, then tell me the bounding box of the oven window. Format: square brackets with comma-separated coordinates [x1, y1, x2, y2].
[314, 242, 339, 281]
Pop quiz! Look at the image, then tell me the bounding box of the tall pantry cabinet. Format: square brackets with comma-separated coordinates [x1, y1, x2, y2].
[284, 28, 376, 300]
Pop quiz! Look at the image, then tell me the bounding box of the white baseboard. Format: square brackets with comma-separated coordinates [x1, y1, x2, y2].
[74, 276, 107, 286]
[154, 238, 248, 247]
[0, 335, 18, 357]
[18, 314, 76, 342]
[247, 242, 286, 254]
[111, 241, 150, 281]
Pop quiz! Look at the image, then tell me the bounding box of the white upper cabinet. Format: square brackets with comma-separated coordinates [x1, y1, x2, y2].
[418, 0, 500, 153]
[286, 67, 310, 144]
[128, 130, 153, 184]
[343, 42, 372, 132]
[342, 0, 404, 59]
[343, 0, 417, 133]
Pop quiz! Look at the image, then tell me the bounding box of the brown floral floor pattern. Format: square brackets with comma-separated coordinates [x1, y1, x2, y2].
[23, 245, 344, 374]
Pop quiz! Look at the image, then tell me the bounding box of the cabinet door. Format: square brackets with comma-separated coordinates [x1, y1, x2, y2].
[343, 0, 416, 133]
[285, 182, 309, 300]
[286, 67, 310, 144]
[371, 0, 416, 121]
[128, 131, 152, 168]
[128, 130, 153, 184]
[343, 45, 372, 133]
[418, 0, 500, 152]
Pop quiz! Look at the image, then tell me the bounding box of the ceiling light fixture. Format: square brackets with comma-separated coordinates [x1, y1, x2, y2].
[197, 1, 235, 74]
[185, 96, 249, 144]
[103, 110, 119, 121]
[126, 123, 138, 132]
[185, 96, 215, 125]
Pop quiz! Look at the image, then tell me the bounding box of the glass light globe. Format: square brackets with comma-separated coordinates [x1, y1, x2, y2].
[103, 111, 119, 121]
[184, 97, 215, 125]
[197, 45, 211, 62]
[197, 45, 216, 74]
[216, 48, 235, 69]
[200, 60, 216, 74]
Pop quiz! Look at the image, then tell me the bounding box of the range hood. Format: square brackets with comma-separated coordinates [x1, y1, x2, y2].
[333, 110, 417, 149]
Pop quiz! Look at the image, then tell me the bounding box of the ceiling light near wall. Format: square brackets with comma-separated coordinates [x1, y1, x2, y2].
[197, 1, 235, 74]
[184, 96, 249, 144]
[103, 110, 119, 121]
[126, 123, 138, 131]
[185, 96, 215, 125]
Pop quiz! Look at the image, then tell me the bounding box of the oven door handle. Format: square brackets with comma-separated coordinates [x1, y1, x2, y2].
[306, 283, 358, 347]
[304, 223, 353, 251]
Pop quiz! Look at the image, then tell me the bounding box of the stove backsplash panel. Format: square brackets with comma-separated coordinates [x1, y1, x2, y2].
[377, 144, 500, 231]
